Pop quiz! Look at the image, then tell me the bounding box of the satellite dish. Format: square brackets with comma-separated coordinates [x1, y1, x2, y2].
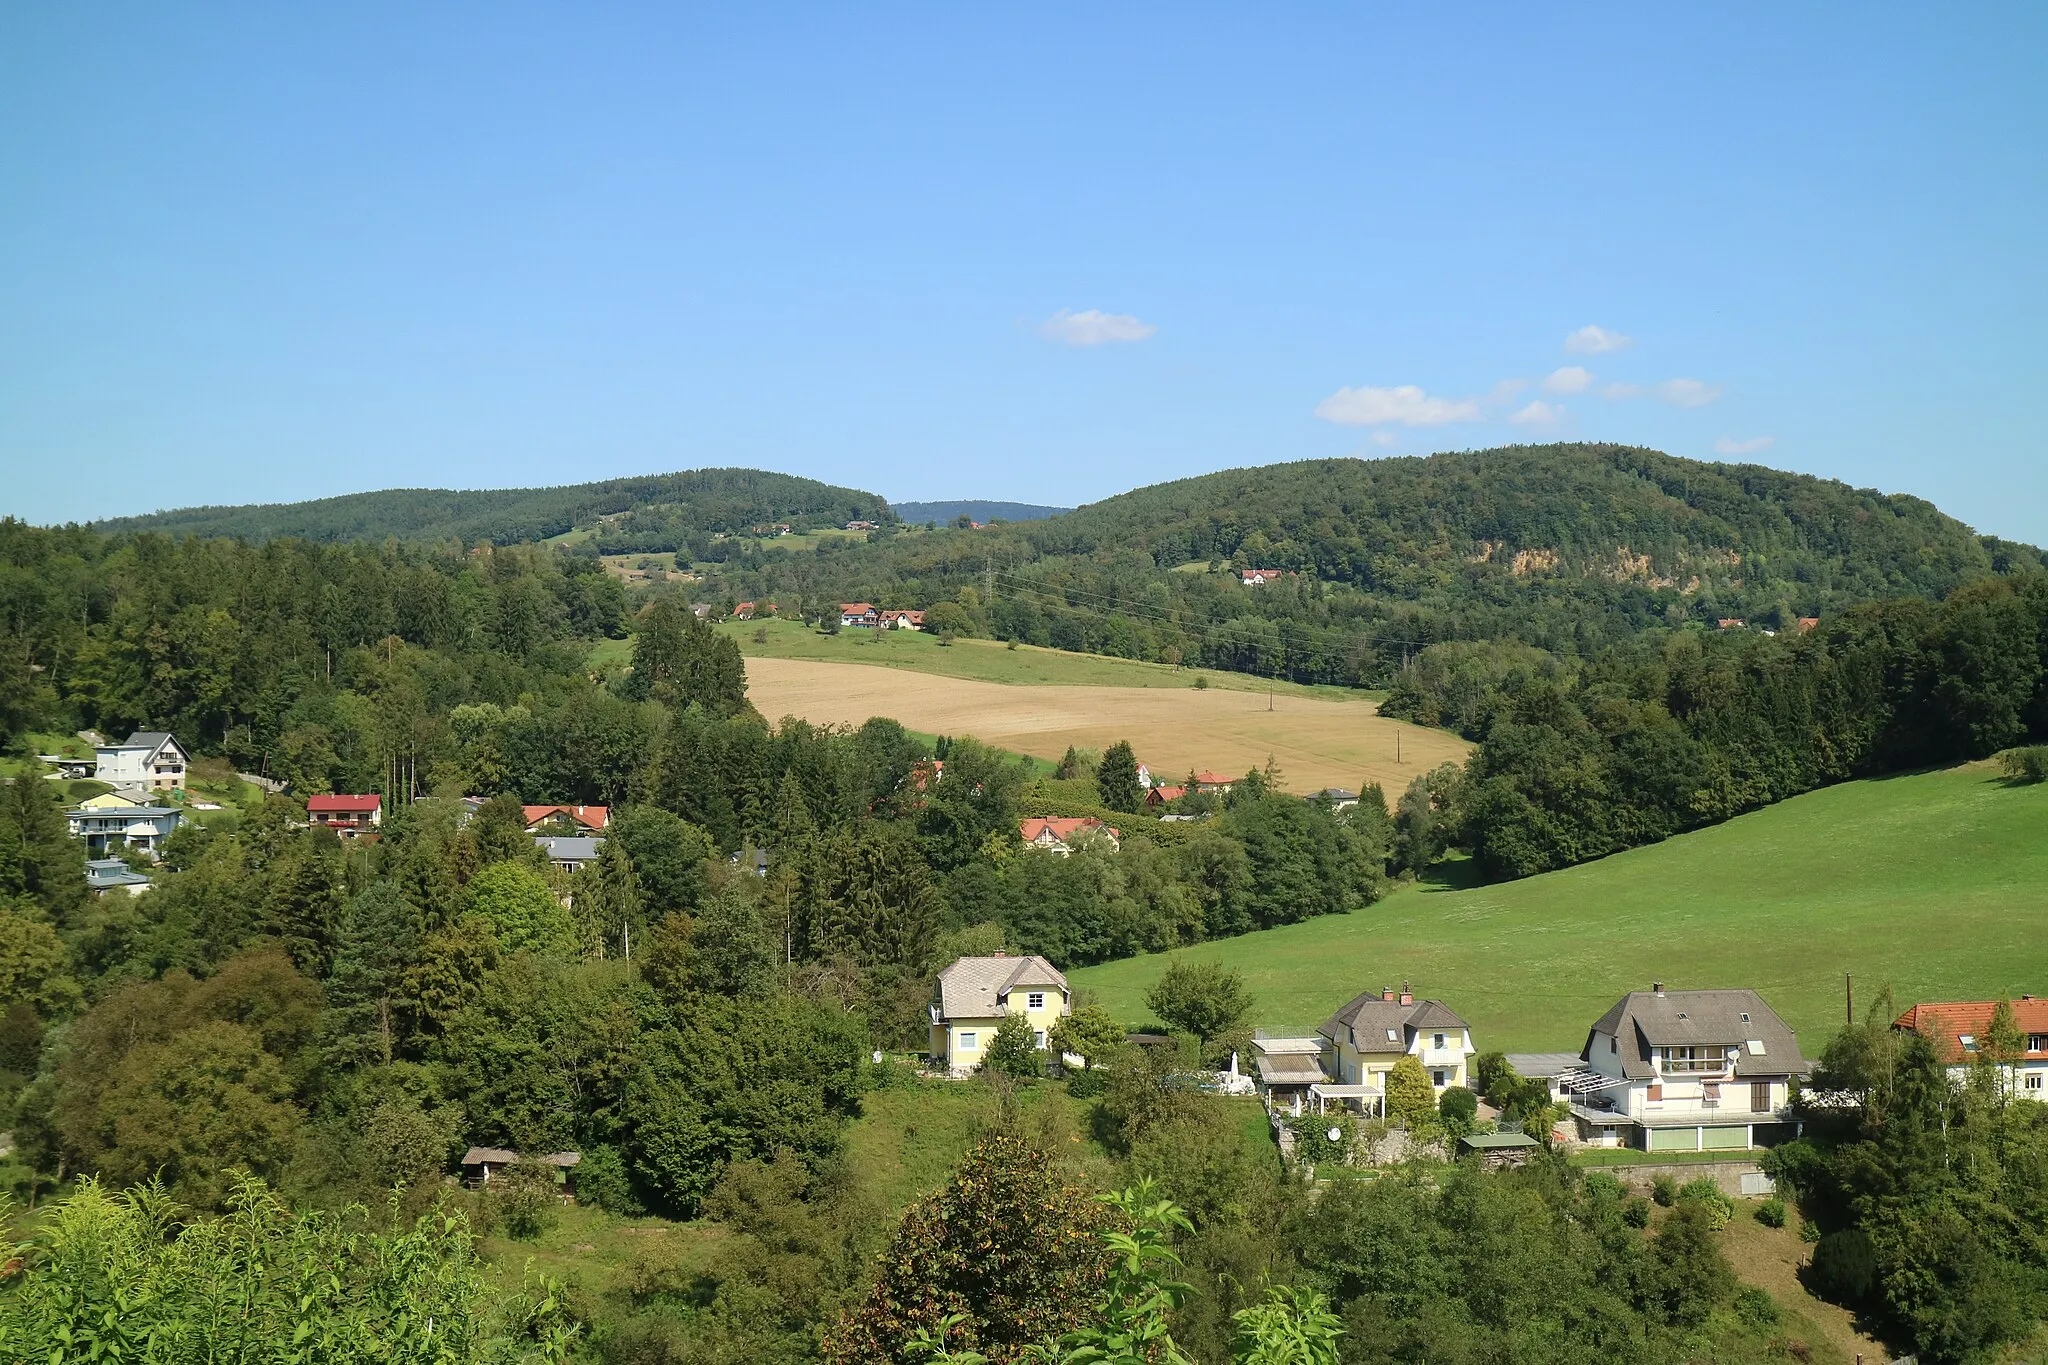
[1327, 1126, 1343, 1143]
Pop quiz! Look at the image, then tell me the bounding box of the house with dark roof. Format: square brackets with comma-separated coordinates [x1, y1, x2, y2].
[1318, 983, 1477, 1099]
[1567, 983, 1808, 1152]
[1894, 996, 2048, 1096]
[94, 731, 187, 791]
[85, 858, 153, 896]
[536, 835, 604, 873]
[929, 953, 1072, 1075]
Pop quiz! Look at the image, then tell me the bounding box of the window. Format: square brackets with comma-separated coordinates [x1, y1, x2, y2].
[2027, 1073, 2043, 1092]
[1432, 1070, 1447, 1087]
[1960, 1035, 1978, 1052]
[1035, 1030, 1048, 1049]
[959, 1031, 978, 1050]
[1752, 1081, 1772, 1112]
[1432, 1033, 1446, 1050]
[1027, 992, 1045, 1010]
[1662, 1045, 1728, 1074]
[1646, 1084, 1664, 1102]
[1609, 1036, 1618, 1055]
[2029, 1035, 2046, 1054]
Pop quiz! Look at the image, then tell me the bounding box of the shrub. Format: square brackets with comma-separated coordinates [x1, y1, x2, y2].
[1675, 1177, 1735, 1231]
[979, 1011, 1044, 1081]
[1808, 1228, 1878, 1304]
[1291, 1115, 1351, 1167]
[1192, 674, 1209, 689]
[1437, 1086, 1479, 1127]
[1066, 1066, 1107, 1098]
[1755, 1197, 1788, 1228]
[576, 1144, 644, 1217]
[1623, 1198, 1652, 1229]
[1998, 745, 2048, 782]
[493, 1160, 562, 1240]
[1651, 1174, 1677, 1207]
[1799, 1218, 1822, 1244]
[1734, 1285, 1780, 1331]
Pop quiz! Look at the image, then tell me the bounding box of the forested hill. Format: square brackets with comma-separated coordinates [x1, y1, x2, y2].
[892, 499, 1072, 524]
[89, 467, 894, 548]
[1025, 444, 2038, 603]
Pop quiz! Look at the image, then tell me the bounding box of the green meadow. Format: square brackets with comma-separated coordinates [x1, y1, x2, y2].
[1071, 763, 2048, 1054]
[594, 615, 1375, 699]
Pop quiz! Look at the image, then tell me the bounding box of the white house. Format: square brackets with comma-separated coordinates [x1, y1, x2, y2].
[929, 954, 1072, 1075]
[1562, 984, 1807, 1152]
[94, 731, 187, 791]
[1893, 997, 2048, 1098]
[67, 803, 182, 858]
[85, 858, 152, 896]
[1017, 817, 1120, 856]
[1317, 984, 1477, 1112]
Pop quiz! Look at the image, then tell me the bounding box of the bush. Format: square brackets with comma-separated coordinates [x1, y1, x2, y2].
[1290, 1115, 1351, 1167]
[575, 1144, 645, 1217]
[1675, 1177, 1735, 1231]
[1734, 1285, 1780, 1331]
[1651, 1174, 1677, 1207]
[1066, 1065, 1107, 1098]
[1623, 1198, 1652, 1229]
[1438, 1086, 1479, 1126]
[1808, 1228, 1878, 1305]
[492, 1160, 562, 1241]
[1755, 1197, 1787, 1228]
[1998, 745, 2048, 782]
[1799, 1218, 1822, 1244]
[1192, 674, 1209, 689]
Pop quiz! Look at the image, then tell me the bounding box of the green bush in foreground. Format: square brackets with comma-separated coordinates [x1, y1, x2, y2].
[1998, 745, 2048, 782]
[0, 1176, 576, 1362]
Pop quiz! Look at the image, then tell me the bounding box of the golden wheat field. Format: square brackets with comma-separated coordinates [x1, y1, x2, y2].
[744, 657, 1470, 796]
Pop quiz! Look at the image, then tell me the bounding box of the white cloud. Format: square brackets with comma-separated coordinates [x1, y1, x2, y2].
[1564, 324, 1633, 354]
[1543, 366, 1594, 394]
[1714, 435, 1775, 456]
[1038, 309, 1157, 346]
[1600, 382, 1641, 400]
[1314, 384, 1481, 427]
[1654, 377, 1724, 408]
[1509, 400, 1565, 428]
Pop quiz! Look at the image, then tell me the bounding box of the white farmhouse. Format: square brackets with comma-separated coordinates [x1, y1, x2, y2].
[94, 731, 188, 791]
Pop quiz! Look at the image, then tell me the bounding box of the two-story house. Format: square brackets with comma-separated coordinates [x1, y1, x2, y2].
[1317, 984, 1476, 1100]
[66, 802, 182, 858]
[929, 953, 1072, 1075]
[1893, 996, 2048, 1097]
[1570, 984, 1807, 1152]
[839, 602, 880, 628]
[94, 731, 188, 791]
[523, 805, 609, 835]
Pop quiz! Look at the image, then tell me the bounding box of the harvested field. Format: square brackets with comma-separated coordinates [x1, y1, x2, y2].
[744, 656, 1469, 796]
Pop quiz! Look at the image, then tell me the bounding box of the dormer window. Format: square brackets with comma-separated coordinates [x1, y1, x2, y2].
[1386, 1028, 1399, 1043]
[1739, 1012, 1751, 1024]
[1432, 1033, 1446, 1050]
[1027, 992, 1045, 1010]
[1959, 1034, 1978, 1052]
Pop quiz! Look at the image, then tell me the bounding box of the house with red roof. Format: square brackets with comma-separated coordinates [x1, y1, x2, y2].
[1144, 784, 1187, 809]
[1192, 771, 1236, 793]
[880, 609, 926, 631]
[307, 793, 381, 835]
[839, 603, 880, 628]
[1894, 997, 2048, 1095]
[1018, 816, 1120, 856]
[523, 804, 609, 835]
[1238, 568, 1296, 587]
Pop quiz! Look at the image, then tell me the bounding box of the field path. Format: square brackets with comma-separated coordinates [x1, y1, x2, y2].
[744, 657, 1468, 796]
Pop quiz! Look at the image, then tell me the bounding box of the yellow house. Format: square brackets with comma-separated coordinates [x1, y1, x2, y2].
[1318, 984, 1476, 1105]
[929, 954, 1071, 1075]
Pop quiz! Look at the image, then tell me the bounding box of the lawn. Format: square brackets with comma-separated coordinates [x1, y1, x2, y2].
[1070, 763, 2048, 1054]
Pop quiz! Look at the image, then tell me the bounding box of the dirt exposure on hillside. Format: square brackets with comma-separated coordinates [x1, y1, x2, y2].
[744, 658, 1470, 796]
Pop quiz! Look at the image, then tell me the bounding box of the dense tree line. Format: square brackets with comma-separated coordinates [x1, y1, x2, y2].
[1385, 576, 2048, 877]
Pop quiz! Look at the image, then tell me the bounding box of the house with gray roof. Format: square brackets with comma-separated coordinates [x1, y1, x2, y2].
[536, 835, 603, 873]
[1562, 983, 1809, 1152]
[1317, 982, 1478, 1105]
[94, 731, 188, 791]
[85, 858, 153, 895]
[929, 953, 1071, 1075]
[66, 803, 182, 858]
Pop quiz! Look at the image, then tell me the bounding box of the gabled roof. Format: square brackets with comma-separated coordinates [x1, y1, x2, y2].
[1894, 999, 2048, 1064]
[1193, 771, 1235, 786]
[1319, 991, 1469, 1053]
[1583, 988, 1804, 1079]
[102, 730, 180, 757]
[1019, 816, 1118, 844]
[839, 602, 877, 614]
[935, 954, 1068, 1020]
[308, 794, 381, 812]
[522, 804, 608, 832]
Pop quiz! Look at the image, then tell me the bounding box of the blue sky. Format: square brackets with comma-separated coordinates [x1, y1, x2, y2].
[4, 4, 2044, 542]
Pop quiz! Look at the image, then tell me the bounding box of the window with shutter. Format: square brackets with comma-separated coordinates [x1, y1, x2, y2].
[1751, 1081, 1771, 1112]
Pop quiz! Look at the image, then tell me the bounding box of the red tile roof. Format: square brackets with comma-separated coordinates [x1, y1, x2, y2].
[1193, 771, 1235, 786]
[1895, 999, 2048, 1063]
[522, 804, 609, 832]
[1020, 816, 1119, 844]
[307, 794, 380, 812]
[1145, 785, 1187, 804]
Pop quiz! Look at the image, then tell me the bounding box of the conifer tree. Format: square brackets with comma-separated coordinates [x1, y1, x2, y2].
[1097, 741, 1143, 814]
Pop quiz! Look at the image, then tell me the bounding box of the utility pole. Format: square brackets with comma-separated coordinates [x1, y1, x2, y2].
[1846, 973, 1854, 1026]
[1396, 731, 1402, 765]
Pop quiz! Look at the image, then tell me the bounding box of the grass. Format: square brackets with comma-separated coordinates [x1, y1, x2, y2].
[1720, 1210, 1878, 1364]
[1070, 763, 2048, 1054]
[701, 617, 1371, 699]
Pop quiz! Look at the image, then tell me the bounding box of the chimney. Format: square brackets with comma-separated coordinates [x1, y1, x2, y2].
[1652, 981, 1665, 997]
[1399, 981, 1413, 1007]
[1381, 985, 1395, 1003]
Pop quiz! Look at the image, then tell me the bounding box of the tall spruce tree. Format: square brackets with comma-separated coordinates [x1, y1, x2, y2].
[1097, 741, 1144, 814]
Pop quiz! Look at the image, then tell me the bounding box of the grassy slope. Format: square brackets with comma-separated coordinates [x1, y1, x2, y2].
[600, 617, 1377, 698]
[1071, 763, 2048, 1052]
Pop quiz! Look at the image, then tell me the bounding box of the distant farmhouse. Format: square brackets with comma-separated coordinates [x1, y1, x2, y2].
[1018, 816, 1120, 856]
[929, 953, 1072, 1075]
